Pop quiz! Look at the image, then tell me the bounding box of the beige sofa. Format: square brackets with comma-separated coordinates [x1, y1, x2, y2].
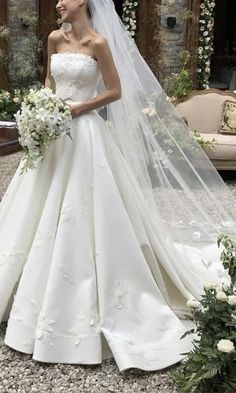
[175, 88, 236, 170]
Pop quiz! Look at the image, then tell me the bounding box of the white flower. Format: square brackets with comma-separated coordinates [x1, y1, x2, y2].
[228, 296, 236, 306]
[142, 107, 156, 117]
[204, 281, 218, 290]
[187, 299, 201, 309]
[217, 339, 235, 353]
[222, 283, 230, 291]
[15, 87, 72, 173]
[216, 291, 228, 302]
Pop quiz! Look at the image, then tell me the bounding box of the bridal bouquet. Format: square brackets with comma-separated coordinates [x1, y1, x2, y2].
[15, 87, 72, 174]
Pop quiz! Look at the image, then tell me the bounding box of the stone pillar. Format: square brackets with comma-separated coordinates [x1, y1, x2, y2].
[158, 0, 189, 82]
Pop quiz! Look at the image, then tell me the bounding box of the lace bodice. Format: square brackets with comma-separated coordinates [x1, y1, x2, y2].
[50, 52, 101, 103]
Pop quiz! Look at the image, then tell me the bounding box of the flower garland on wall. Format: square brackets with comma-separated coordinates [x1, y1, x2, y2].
[122, 0, 140, 38]
[197, 1, 216, 89]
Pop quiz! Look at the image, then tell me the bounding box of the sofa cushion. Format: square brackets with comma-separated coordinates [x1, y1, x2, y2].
[195, 132, 236, 160]
[176, 92, 236, 134]
[219, 100, 236, 134]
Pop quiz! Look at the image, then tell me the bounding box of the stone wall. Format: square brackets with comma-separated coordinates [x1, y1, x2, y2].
[5, 0, 189, 87]
[7, 0, 38, 86]
[158, 0, 188, 82]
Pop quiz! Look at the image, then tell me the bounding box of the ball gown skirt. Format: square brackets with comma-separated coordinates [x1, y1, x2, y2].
[0, 53, 224, 371]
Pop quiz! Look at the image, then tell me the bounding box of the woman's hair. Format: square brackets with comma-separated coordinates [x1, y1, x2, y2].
[86, 3, 91, 19]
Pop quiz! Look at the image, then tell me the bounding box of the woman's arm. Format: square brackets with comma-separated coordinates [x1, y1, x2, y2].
[44, 31, 59, 89]
[69, 36, 121, 118]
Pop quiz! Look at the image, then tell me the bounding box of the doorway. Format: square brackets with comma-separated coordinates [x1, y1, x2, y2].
[210, 0, 236, 90]
[113, 0, 123, 18]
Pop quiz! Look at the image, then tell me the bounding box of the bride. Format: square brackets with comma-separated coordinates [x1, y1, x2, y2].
[1, 0, 236, 372]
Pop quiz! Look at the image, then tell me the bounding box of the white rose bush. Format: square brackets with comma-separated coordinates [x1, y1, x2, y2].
[174, 233, 236, 393]
[0, 88, 24, 120]
[197, 1, 216, 89]
[15, 87, 72, 174]
[122, 0, 140, 38]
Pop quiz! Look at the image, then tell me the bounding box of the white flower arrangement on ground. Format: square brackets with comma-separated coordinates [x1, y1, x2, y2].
[15, 87, 72, 175]
[122, 0, 140, 38]
[174, 233, 236, 393]
[197, 0, 216, 89]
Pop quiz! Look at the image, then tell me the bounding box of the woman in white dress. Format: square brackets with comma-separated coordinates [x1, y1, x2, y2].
[0, 0, 236, 372]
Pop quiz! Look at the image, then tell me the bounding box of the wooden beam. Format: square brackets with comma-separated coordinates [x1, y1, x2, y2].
[186, 0, 201, 88]
[137, 0, 161, 78]
[38, 0, 58, 84]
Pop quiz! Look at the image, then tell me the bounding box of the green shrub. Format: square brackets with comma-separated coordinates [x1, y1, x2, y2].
[173, 234, 236, 393]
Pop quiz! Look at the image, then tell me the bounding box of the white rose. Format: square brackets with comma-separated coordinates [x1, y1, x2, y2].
[216, 291, 228, 301]
[187, 299, 201, 309]
[217, 339, 235, 353]
[228, 296, 236, 306]
[222, 283, 230, 291]
[204, 281, 218, 290]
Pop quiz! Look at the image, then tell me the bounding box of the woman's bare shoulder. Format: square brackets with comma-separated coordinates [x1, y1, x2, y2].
[91, 34, 109, 55]
[48, 29, 64, 43]
[92, 34, 108, 47]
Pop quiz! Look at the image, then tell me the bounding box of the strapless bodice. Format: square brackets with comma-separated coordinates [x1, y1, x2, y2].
[50, 52, 101, 103]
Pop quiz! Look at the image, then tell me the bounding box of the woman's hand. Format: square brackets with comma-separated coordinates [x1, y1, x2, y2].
[68, 104, 81, 119]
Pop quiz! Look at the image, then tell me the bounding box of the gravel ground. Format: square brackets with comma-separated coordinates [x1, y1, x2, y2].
[0, 152, 22, 200]
[0, 321, 177, 393]
[0, 152, 178, 392]
[1, 152, 236, 393]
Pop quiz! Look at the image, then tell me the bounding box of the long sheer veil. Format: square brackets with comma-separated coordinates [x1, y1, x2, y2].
[62, 0, 236, 301]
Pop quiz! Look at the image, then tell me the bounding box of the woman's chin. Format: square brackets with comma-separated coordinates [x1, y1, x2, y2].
[61, 14, 71, 23]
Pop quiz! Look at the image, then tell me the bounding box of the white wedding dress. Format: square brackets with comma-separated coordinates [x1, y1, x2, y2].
[0, 53, 226, 371]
